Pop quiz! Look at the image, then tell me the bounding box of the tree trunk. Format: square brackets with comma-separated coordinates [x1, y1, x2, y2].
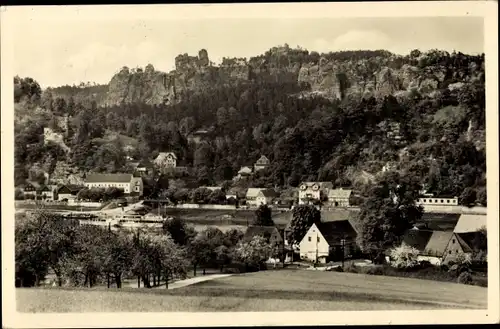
[193, 264, 197, 277]
[137, 276, 140, 288]
[142, 275, 151, 288]
[115, 274, 122, 288]
[153, 275, 156, 286]
[35, 274, 40, 287]
[84, 274, 88, 287]
[165, 272, 169, 289]
[107, 274, 110, 288]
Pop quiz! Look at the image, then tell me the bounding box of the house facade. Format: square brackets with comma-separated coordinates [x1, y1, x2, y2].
[154, 152, 177, 169]
[22, 182, 40, 199]
[254, 155, 270, 172]
[298, 182, 333, 205]
[246, 188, 276, 206]
[57, 185, 84, 201]
[39, 185, 57, 201]
[327, 188, 353, 207]
[84, 173, 143, 196]
[416, 197, 458, 206]
[299, 220, 358, 264]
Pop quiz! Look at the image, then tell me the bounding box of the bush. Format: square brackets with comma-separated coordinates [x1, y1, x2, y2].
[389, 245, 420, 269]
[222, 267, 241, 274]
[344, 263, 358, 273]
[457, 271, 473, 285]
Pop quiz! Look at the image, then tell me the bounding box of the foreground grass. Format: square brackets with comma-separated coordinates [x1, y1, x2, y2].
[17, 270, 487, 312]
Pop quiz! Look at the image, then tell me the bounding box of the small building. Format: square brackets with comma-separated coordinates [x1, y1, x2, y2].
[154, 152, 177, 169]
[327, 188, 353, 207]
[22, 181, 41, 199]
[454, 214, 487, 234]
[39, 185, 57, 201]
[245, 188, 276, 207]
[235, 166, 253, 180]
[254, 155, 270, 172]
[299, 220, 358, 264]
[243, 226, 283, 246]
[84, 173, 143, 196]
[400, 229, 473, 266]
[298, 182, 333, 205]
[134, 160, 153, 174]
[416, 196, 458, 206]
[57, 185, 84, 201]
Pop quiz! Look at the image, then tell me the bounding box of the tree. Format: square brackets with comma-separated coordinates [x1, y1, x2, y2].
[162, 217, 196, 246]
[287, 204, 321, 246]
[233, 236, 272, 271]
[460, 187, 477, 207]
[476, 187, 487, 206]
[357, 173, 423, 263]
[152, 235, 189, 289]
[253, 204, 274, 226]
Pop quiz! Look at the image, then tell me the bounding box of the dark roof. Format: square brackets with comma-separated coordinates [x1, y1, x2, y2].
[136, 160, 153, 168]
[455, 233, 474, 253]
[316, 220, 357, 245]
[418, 213, 461, 231]
[58, 184, 83, 193]
[243, 226, 282, 242]
[260, 189, 278, 198]
[320, 209, 361, 234]
[402, 229, 434, 252]
[85, 173, 133, 183]
[424, 231, 454, 257]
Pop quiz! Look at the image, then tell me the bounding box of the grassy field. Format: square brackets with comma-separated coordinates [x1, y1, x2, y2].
[17, 269, 487, 312]
[159, 208, 289, 228]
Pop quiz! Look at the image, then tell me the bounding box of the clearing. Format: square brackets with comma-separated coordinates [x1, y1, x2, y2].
[17, 269, 486, 312]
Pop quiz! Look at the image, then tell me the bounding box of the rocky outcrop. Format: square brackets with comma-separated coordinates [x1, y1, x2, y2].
[105, 50, 252, 106]
[104, 47, 484, 106]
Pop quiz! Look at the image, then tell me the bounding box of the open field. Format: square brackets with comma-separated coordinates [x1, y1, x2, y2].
[158, 208, 289, 227]
[17, 269, 486, 312]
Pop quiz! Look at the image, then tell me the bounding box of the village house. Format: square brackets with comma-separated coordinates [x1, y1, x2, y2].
[243, 226, 283, 246]
[235, 166, 253, 180]
[57, 185, 84, 202]
[453, 214, 487, 234]
[132, 160, 153, 175]
[327, 188, 353, 207]
[84, 173, 143, 196]
[298, 182, 333, 205]
[154, 152, 177, 169]
[254, 155, 270, 172]
[22, 181, 40, 199]
[399, 229, 474, 266]
[299, 220, 358, 264]
[245, 188, 277, 207]
[39, 185, 58, 201]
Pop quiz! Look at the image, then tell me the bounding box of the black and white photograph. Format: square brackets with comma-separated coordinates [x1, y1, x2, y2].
[1, 2, 498, 327]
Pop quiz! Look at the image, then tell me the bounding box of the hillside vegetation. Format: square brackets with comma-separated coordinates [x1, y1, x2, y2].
[14, 47, 486, 204]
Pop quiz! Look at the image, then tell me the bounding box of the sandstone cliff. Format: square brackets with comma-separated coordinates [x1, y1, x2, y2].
[104, 47, 483, 106]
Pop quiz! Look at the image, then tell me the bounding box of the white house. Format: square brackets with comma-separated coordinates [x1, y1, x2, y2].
[84, 173, 143, 196]
[57, 185, 84, 201]
[327, 188, 353, 207]
[245, 188, 276, 207]
[298, 182, 333, 205]
[299, 220, 358, 264]
[254, 155, 270, 172]
[154, 152, 177, 169]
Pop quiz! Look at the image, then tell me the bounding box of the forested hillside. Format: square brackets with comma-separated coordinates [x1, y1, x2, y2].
[13, 46, 486, 204]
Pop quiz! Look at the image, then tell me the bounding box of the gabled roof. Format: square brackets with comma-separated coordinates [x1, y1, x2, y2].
[136, 159, 153, 168]
[328, 188, 352, 199]
[315, 221, 358, 246]
[454, 214, 487, 233]
[238, 166, 253, 174]
[401, 229, 434, 252]
[85, 173, 133, 183]
[246, 188, 265, 198]
[58, 184, 83, 194]
[260, 189, 278, 198]
[320, 209, 361, 234]
[454, 233, 474, 253]
[243, 226, 282, 242]
[300, 182, 333, 190]
[25, 181, 41, 189]
[155, 152, 177, 161]
[255, 155, 270, 164]
[424, 231, 454, 257]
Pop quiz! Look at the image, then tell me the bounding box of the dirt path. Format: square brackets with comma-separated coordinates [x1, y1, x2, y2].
[125, 274, 233, 290]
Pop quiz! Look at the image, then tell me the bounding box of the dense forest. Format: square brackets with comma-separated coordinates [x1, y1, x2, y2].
[13, 47, 487, 205]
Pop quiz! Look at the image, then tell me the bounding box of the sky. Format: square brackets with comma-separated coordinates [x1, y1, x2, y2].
[8, 6, 484, 88]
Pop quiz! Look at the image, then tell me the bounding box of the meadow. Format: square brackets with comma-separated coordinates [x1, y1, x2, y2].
[17, 269, 487, 312]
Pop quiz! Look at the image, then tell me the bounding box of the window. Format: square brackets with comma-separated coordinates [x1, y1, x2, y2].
[448, 250, 451, 254]
[441, 200, 444, 203]
[452, 239, 455, 244]
[317, 237, 320, 242]
[447, 200, 450, 203]
[423, 199, 426, 203]
[428, 199, 432, 203]
[308, 237, 311, 242]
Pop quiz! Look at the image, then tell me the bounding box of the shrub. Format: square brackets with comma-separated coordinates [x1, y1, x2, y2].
[363, 265, 385, 276]
[344, 263, 358, 273]
[222, 267, 241, 274]
[457, 271, 473, 285]
[389, 245, 420, 269]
